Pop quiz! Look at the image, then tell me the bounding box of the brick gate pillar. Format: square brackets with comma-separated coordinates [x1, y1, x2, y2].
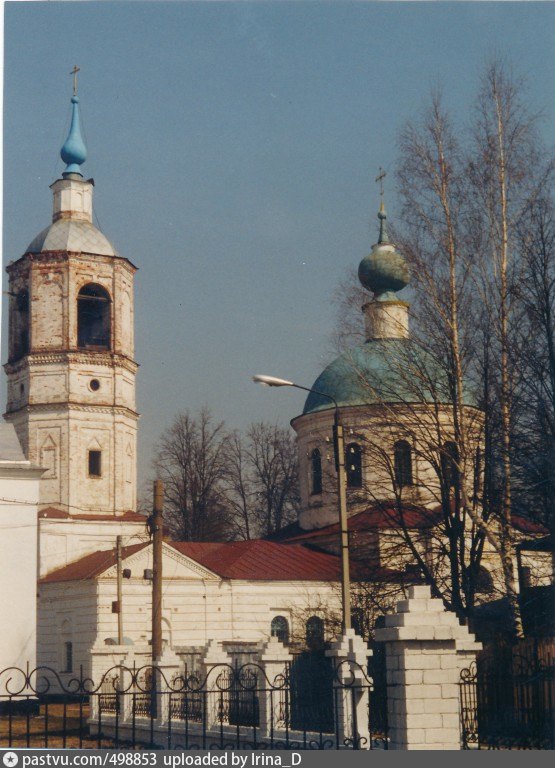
[374, 585, 481, 750]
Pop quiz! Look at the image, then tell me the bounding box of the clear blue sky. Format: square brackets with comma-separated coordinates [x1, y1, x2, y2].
[3, 1, 555, 486]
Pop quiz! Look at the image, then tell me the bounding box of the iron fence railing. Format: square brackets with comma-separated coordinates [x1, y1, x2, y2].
[460, 640, 555, 749]
[0, 659, 388, 750]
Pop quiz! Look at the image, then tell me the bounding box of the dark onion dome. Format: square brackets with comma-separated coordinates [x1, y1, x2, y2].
[303, 338, 477, 415]
[358, 203, 409, 299]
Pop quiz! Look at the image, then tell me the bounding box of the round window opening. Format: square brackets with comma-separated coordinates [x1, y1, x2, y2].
[89, 379, 101, 392]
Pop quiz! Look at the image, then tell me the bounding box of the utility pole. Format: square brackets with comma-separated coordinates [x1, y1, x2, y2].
[116, 535, 123, 644]
[251, 375, 353, 634]
[333, 412, 351, 632]
[150, 479, 164, 663]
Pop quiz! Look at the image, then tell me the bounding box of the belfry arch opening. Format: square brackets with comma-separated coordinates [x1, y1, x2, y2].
[10, 289, 29, 361]
[77, 283, 111, 349]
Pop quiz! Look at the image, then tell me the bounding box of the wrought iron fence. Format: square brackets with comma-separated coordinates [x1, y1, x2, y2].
[0, 659, 388, 750]
[460, 640, 555, 749]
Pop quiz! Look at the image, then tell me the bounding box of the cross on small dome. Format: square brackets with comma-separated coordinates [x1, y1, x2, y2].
[60, 70, 87, 176]
[358, 200, 409, 300]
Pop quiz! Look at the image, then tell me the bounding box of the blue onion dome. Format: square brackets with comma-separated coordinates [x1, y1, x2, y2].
[358, 202, 409, 300]
[60, 95, 87, 175]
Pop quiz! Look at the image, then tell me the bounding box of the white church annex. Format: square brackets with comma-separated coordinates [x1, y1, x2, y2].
[0, 423, 43, 679]
[2, 85, 549, 682]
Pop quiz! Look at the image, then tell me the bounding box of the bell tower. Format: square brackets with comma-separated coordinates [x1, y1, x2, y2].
[4, 87, 139, 517]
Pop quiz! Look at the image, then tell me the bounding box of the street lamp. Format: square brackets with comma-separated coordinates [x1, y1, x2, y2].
[252, 374, 352, 632]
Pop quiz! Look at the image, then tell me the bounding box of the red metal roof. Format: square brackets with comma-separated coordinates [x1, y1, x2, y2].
[280, 505, 440, 544]
[40, 543, 148, 583]
[39, 535, 409, 584]
[511, 515, 548, 535]
[277, 504, 548, 544]
[170, 540, 344, 581]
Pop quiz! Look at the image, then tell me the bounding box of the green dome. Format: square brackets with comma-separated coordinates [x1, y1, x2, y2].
[303, 339, 476, 415]
[358, 243, 409, 298]
[358, 204, 409, 299]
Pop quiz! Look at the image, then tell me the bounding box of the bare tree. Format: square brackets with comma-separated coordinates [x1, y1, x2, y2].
[150, 412, 300, 541]
[512, 194, 555, 535]
[395, 93, 491, 620]
[326, 63, 553, 633]
[152, 408, 233, 541]
[468, 60, 549, 635]
[240, 422, 300, 537]
[223, 430, 256, 540]
[330, 267, 367, 355]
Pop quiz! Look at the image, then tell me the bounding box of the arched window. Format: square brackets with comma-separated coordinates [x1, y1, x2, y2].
[311, 448, 322, 495]
[64, 642, 73, 673]
[346, 443, 362, 488]
[77, 283, 111, 349]
[270, 615, 289, 645]
[441, 441, 459, 489]
[394, 440, 413, 487]
[306, 616, 325, 650]
[60, 620, 73, 672]
[475, 566, 494, 595]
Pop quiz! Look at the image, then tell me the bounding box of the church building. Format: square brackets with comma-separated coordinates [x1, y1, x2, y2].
[2, 86, 549, 679]
[2, 88, 346, 678]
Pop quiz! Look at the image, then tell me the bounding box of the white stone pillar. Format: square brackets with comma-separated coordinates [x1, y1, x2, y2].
[200, 640, 232, 731]
[256, 637, 292, 736]
[375, 585, 481, 750]
[117, 653, 136, 725]
[326, 629, 372, 749]
[154, 647, 182, 726]
[88, 644, 135, 732]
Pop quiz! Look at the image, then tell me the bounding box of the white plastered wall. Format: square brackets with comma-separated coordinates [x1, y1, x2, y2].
[0, 456, 43, 677]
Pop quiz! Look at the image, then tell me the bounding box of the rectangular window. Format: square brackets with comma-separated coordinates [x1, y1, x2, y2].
[88, 450, 102, 478]
[64, 641, 73, 673]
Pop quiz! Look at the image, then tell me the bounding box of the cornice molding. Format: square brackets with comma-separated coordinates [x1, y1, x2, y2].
[163, 543, 220, 580]
[5, 352, 139, 375]
[291, 401, 484, 432]
[7, 250, 137, 273]
[4, 402, 139, 418]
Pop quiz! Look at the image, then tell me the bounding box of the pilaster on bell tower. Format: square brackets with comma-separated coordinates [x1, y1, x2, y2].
[4, 82, 139, 518]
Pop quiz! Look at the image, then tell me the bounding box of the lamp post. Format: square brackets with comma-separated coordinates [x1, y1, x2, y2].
[252, 374, 351, 632]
